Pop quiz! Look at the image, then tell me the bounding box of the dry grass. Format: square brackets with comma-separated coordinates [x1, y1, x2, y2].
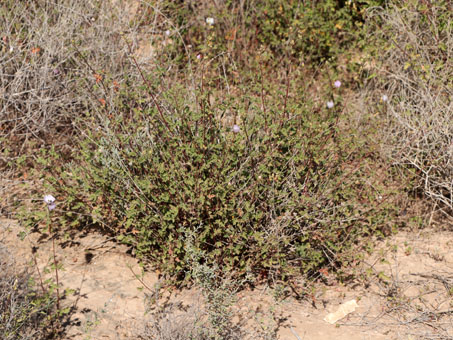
[0, 0, 153, 165]
[0, 242, 55, 340]
[365, 1, 453, 215]
[353, 235, 453, 340]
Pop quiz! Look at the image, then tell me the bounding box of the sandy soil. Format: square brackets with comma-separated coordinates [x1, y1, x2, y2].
[1, 215, 453, 340]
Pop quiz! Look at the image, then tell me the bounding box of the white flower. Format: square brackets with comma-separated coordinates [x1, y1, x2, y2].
[48, 202, 56, 211]
[206, 17, 215, 25]
[165, 30, 171, 36]
[196, 54, 202, 60]
[326, 101, 334, 109]
[43, 195, 56, 204]
[382, 94, 388, 102]
[334, 80, 341, 88]
[233, 124, 240, 133]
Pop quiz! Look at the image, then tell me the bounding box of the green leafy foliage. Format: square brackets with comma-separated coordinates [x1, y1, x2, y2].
[253, 0, 386, 63]
[47, 74, 398, 285]
[157, 0, 387, 68]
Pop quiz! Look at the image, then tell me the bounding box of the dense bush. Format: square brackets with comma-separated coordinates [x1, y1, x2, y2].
[253, 0, 388, 63]
[365, 0, 453, 213]
[3, 0, 407, 292]
[43, 69, 399, 286]
[157, 0, 387, 68]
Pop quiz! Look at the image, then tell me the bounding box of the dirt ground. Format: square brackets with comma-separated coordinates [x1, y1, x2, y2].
[1, 210, 453, 340]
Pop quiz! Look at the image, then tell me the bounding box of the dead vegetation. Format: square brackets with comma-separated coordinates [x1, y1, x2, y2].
[0, 0, 150, 164]
[365, 1, 453, 215]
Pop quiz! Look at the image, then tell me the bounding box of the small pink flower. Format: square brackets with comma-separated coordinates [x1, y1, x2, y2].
[233, 124, 240, 133]
[334, 80, 341, 88]
[43, 195, 55, 204]
[326, 101, 334, 109]
[44, 195, 56, 211]
[196, 54, 202, 60]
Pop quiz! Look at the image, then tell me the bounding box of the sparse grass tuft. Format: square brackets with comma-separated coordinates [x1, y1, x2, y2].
[140, 228, 278, 340]
[0, 243, 58, 340]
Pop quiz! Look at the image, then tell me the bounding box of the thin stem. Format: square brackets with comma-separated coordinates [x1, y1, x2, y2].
[47, 210, 61, 311]
[31, 252, 47, 295]
[52, 236, 61, 311]
[283, 65, 291, 118]
[260, 63, 268, 132]
[123, 37, 173, 136]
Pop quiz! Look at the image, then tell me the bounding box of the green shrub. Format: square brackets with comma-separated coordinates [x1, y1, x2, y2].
[364, 0, 453, 213]
[5, 0, 404, 289]
[156, 0, 387, 69]
[46, 71, 398, 286]
[253, 0, 388, 63]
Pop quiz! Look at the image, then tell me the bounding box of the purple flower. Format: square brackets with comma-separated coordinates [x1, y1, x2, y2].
[233, 124, 240, 133]
[326, 101, 334, 109]
[44, 195, 55, 204]
[334, 80, 341, 88]
[44, 194, 56, 211]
